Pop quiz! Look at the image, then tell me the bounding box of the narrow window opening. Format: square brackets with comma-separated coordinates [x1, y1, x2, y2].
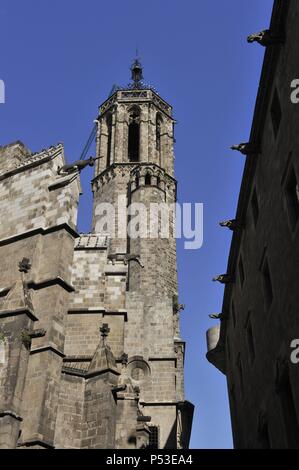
[145, 173, 151, 186]
[231, 301, 236, 328]
[245, 312, 255, 364]
[237, 353, 243, 392]
[251, 188, 259, 227]
[226, 335, 231, 361]
[271, 88, 282, 138]
[128, 108, 140, 162]
[238, 256, 245, 288]
[156, 114, 162, 151]
[106, 114, 112, 167]
[261, 254, 273, 310]
[285, 165, 299, 231]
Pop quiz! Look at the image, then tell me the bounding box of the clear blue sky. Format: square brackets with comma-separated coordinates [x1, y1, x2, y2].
[0, 0, 274, 449]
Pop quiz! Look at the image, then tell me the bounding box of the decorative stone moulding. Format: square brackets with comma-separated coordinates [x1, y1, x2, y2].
[0, 143, 63, 180]
[130, 164, 175, 195]
[127, 356, 151, 384]
[99, 89, 172, 118]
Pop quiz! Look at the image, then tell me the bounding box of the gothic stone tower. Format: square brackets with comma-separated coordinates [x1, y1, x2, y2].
[0, 61, 193, 449]
[89, 60, 193, 448]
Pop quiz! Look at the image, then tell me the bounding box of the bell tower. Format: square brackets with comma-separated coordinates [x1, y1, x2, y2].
[92, 59, 176, 252]
[91, 60, 193, 448]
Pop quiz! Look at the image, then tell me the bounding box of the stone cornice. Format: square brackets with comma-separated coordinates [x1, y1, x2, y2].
[48, 171, 81, 192]
[0, 409, 23, 421]
[28, 277, 75, 293]
[0, 307, 38, 322]
[17, 437, 54, 449]
[92, 162, 177, 188]
[30, 344, 65, 358]
[0, 223, 79, 247]
[0, 143, 63, 181]
[68, 308, 128, 321]
[99, 89, 173, 118]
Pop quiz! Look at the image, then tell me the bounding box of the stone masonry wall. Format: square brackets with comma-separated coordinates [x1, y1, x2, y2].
[0, 141, 80, 448]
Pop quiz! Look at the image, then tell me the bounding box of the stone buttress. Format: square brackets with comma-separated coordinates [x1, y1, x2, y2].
[0, 141, 80, 448]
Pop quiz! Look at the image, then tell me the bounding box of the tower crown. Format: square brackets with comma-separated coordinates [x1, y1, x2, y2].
[94, 61, 175, 179]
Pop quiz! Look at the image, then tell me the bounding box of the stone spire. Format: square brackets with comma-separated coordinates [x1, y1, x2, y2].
[0, 258, 35, 320]
[87, 323, 119, 376]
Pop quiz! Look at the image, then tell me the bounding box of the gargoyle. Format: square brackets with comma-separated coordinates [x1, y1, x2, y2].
[172, 294, 185, 314]
[20, 328, 46, 349]
[124, 254, 144, 268]
[209, 313, 223, 320]
[212, 274, 233, 284]
[219, 219, 242, 231]
[247, 29, 284, 47]
[57, 156, 99, 176]
[209, 313, 227, 322]
[174, 303, 185, 314]
[111, 384, 127, 394]
[231, 143, 260, 155]
[137, 415, 151, 422]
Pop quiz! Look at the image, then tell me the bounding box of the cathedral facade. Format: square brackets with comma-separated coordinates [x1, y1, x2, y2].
[0, 61, 193, 449]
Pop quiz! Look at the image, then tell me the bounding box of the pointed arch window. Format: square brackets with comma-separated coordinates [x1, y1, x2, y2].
[106, 113, 113, 167]
[128, 107, 140, 162]
[145, 173, 151, 186]
[156, 113, 163, 152]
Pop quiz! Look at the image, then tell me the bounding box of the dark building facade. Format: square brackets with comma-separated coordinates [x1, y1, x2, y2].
[207, 0, 299, 449]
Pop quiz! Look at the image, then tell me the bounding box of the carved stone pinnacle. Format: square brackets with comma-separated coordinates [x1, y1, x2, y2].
[120, 352, 128, 365]
[100, 323, 110, 338]
[18, 258, 31, 273]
